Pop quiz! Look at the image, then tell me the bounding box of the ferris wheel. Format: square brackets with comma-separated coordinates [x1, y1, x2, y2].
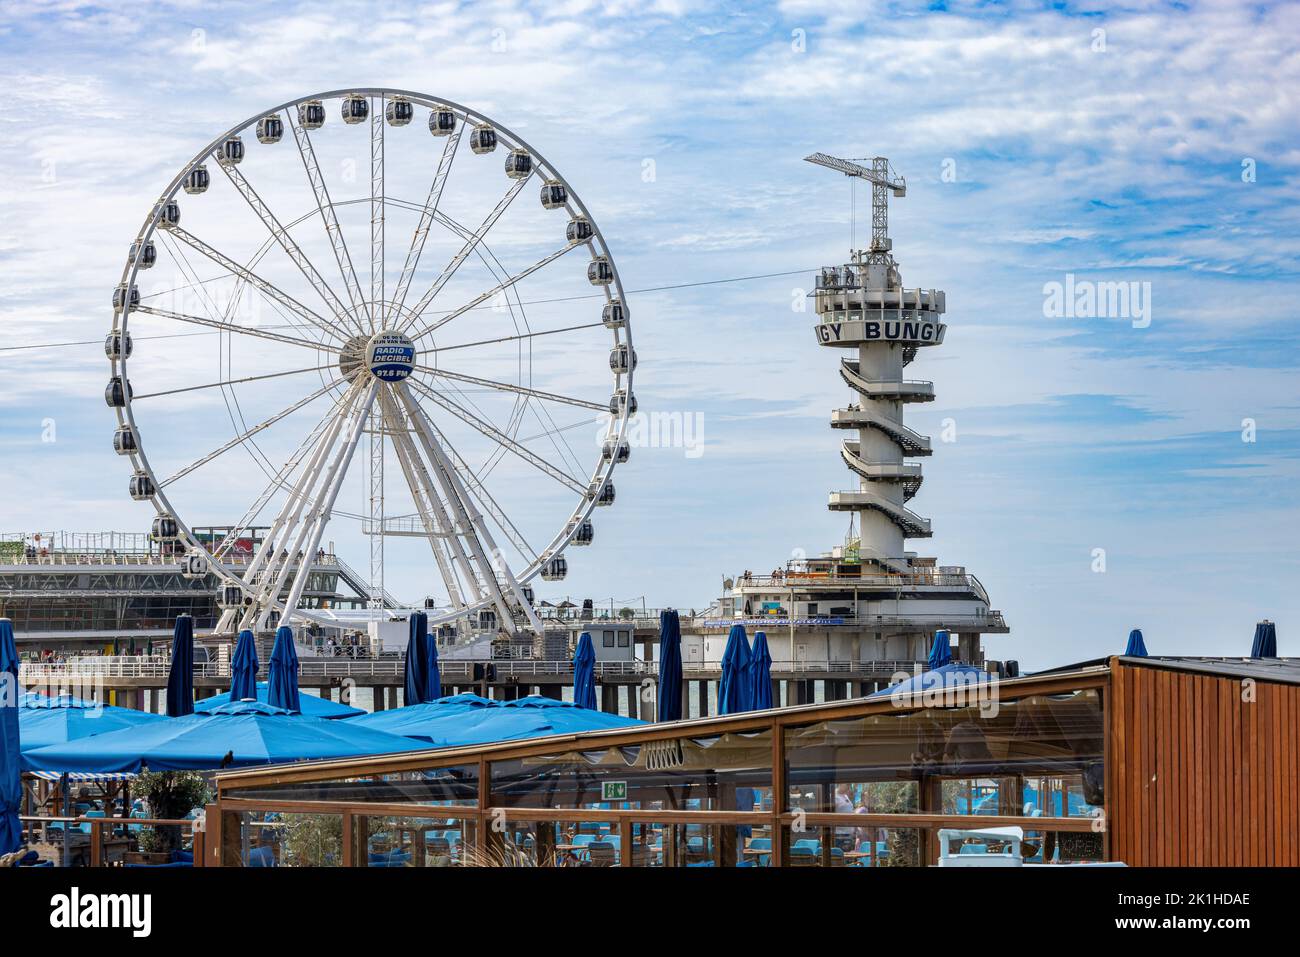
[105, 88, 635, 637]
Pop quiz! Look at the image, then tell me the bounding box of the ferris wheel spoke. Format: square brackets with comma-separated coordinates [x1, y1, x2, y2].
[422, 415, 540, 566]
[286, 109, 372, 329]
[390, 125, 463, 325]
[399, 175, 532, 337]
[159, 377, 344, 488]
[426, 321, 606, 356]
[215, 158, 364, 337]
[237, 380, 363, 615]
[405, 377, 587, 495]
[408, 240, 583, 341]
[131, 303, 339, 354]
[216, 380, 361, 562]
[412, 364, 604, 412]
[370, 97, 385, 334]
[395, 383, 544, 634]
[251, 379, 379, 628]
[165, 225, 351, 344]
[132, 363, 334, 401]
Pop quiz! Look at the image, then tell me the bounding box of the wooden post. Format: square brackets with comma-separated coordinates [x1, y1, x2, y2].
[619, 818, 633, 867]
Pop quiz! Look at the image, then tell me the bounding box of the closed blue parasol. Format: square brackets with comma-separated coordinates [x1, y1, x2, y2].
[717, 624, 753, 714]
[165, 614, 195, 717]
[1, 619, 22, 855]
[573, 632, 597, 710]
[23, 700, 424, 774]
[928, 630, 952, 670]
[1250, 620, 1278, 659]
[1124, 629, 1148, 657]
[657, 610, 683, 722]
[229, 629, 259, 701]
[403, 611, 431, 705]
[267, 625, 300, 712]
[195, 683, 363, 719]
[749, 630, 774, 710]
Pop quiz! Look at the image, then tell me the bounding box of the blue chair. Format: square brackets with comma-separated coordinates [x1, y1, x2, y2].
[959, 843, 989, 855]
[747, 837, 772, 867]
[788, 846, 818, 867]
[246, 846, 275, 867]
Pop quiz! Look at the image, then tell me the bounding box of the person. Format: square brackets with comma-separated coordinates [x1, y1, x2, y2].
[834, 784, 855, 851]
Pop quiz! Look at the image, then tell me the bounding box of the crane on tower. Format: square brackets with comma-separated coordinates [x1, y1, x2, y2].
[804, 152, 906, 266]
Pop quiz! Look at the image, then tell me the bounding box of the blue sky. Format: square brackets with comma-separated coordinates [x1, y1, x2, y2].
[0, 0, 1297, 668]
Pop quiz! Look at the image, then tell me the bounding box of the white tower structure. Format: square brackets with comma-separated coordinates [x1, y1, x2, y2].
[805, 152, 944, 568]
[693, 154, 1008, 686]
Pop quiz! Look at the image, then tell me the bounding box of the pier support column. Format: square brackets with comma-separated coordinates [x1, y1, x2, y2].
[640, 684, 655, 721]
[696, 680, 709, 717]
[600, 684, 619, 715]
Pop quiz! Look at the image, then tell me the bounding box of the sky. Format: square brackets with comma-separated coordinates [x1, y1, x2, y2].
[0, 0, 1297, 669]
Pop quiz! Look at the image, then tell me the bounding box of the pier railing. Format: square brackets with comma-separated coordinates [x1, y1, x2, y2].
[20, 657, 933, 683]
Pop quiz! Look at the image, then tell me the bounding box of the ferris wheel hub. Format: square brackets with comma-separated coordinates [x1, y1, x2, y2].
[365, 331, 416, 382]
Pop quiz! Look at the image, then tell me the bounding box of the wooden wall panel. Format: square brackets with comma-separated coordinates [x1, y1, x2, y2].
[1110, 661, 1299, 866]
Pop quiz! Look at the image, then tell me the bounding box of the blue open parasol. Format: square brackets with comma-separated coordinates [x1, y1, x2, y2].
[23, 700, 424, 774]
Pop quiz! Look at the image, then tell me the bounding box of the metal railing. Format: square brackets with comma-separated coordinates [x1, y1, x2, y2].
[19, 656, 937, 683]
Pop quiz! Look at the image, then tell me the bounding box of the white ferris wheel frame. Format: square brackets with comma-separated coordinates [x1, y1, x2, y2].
[107, 87, 633, 635]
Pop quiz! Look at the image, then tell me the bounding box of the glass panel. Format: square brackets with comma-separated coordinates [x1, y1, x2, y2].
[358, 815, 476, 867]
[223, 764, 480, 807]
[783, 690, 1104, 813]
[489, 730, 773, 812]
[235, 810, 342, 867]
[784, 824, 923, 867]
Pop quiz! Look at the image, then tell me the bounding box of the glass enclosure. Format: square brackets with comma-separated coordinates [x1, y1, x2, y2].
[214, 678, 1108, 867]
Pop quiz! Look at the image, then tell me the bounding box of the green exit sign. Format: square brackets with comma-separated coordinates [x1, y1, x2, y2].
[601, 781, 628, 801]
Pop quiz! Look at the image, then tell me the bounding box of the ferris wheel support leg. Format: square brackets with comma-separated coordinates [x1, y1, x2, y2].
[395, 384, 541, 636]
[238, 384, 359, 629]
[381, 393, 488, 612]
[378, 390, 472, 613]
[241, 382, 363, 631]
[276, 379, 381, 627]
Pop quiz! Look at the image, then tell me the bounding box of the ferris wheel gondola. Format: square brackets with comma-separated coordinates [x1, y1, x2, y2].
[106, 88, 633, 639]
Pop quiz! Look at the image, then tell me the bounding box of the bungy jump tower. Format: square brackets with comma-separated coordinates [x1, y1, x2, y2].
[707, 154, 1009, 688]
